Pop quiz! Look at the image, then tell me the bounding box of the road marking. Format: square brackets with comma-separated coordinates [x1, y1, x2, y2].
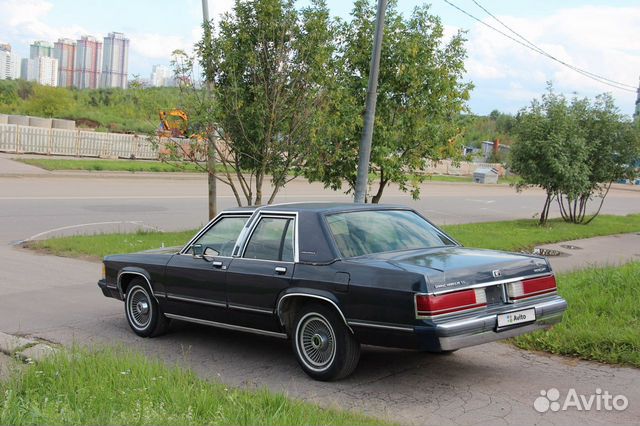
[0, 194, 352, 201]
[16, 221, 164, 245]
[465, 198, 496, 204]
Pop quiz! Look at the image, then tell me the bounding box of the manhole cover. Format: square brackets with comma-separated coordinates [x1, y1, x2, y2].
[532, 248, 563, 257]
[560, 244, 582, 250]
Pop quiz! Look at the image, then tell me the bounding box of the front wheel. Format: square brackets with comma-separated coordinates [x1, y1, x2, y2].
[124, 279, 169, 337]
[292, 303, 360, 381]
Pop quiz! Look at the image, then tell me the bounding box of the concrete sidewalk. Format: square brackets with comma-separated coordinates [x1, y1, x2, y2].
[538, 233, 640, 273]
[0, 155, 49, 175]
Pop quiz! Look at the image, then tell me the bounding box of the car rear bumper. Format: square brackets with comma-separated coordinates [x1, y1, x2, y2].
[349, 296, 567, 351]
[432, 296, 567, 351]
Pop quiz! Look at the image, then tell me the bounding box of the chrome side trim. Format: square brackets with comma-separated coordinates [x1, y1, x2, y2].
[277, 293, 353, 333]
[431, 272, 554, 296]
[164, 313, 287, 339]
[117, 271, 158, 302]
[166, 294, 226, 308]
[348, 321, 414, 332]
[228, 304, 273, 314]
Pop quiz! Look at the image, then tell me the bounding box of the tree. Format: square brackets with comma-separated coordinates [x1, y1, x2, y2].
[304, 0, 472, 202]
[510, 86, 639, 224]
[24, 85, 74, 118]
[161, 0, 335, 209]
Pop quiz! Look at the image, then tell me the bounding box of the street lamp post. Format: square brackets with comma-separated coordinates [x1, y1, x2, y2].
[201, 0, 218, 218]
[354, 0, 387, 203]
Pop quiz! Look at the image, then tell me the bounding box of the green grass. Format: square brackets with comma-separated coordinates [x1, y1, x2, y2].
[0, 348, 385, 426]
[27, 214, 640, 259]
[17, 158, 206, 173]
[444, 214, 640, 252]
[421, 174, 519, 185]
[512, 262, 640, 368]
[28, 229, 197, 259]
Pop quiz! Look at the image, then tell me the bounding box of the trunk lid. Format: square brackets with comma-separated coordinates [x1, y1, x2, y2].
[356, 247, 551, 294]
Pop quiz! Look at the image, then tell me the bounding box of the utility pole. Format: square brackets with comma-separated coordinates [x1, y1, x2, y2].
[354, 0, 387, 203]
[202, 0, 217, 219]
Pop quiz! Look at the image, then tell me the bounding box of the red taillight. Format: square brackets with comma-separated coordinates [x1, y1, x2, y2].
[416, 288, 487, 318]
[506, 275, 557, 300]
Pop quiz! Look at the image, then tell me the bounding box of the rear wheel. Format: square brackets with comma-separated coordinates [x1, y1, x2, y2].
[291, 303, 360, 381]
[124, 278, 169, 337]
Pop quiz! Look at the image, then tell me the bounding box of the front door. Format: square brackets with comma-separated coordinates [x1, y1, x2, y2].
[226, 215, 296, 332]
[163, 214, 249, 322]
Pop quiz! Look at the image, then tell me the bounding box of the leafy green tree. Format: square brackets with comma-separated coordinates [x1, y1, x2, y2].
[205, 0, 334, 206]
[305, 0, 472, 202]
[511, 86, 639, 224]
[24, 85, 74, 118]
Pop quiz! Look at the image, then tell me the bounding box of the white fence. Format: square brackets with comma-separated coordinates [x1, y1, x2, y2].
[0, 124, 158, 159]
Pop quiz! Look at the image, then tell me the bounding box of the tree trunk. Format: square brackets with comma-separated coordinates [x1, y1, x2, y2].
[584, 182, 612, 225]
[539, 192, 553, 225]
[371, 169, 387, 204]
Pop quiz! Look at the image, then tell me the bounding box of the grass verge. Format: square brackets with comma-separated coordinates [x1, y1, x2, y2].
[444, 214, 640, 252]
[0, 348, 384, 425]
[27, 229, 197, 259]
[26, 213, 640, 260]
[512, 262, 640, 368]
[17, 158, 207, 173]
[17, 158, 519, 184]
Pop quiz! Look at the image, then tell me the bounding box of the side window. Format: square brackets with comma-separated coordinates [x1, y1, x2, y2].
[244, 217, 294, 261]
[192, 216, 248, 257]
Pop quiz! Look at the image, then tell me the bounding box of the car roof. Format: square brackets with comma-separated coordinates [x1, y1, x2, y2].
[222, 202, 410, 214]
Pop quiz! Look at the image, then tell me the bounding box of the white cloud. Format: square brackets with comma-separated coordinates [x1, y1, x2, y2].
[0, 0, 88, 43]
[462, 5, 640, 115]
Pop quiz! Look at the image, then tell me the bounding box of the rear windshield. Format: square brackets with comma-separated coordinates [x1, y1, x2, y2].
[326, 210, 454, 258]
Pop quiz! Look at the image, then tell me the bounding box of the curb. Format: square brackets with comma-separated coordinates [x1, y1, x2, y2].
[0, 331, 58, 363]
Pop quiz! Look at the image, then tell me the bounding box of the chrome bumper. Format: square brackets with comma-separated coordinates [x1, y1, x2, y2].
[433, 296, 567, 351]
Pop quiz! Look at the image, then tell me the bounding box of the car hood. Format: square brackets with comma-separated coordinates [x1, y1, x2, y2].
[350, 246, 551, 293]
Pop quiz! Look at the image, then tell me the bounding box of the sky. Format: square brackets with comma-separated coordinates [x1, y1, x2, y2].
[1, 0, 639, 117]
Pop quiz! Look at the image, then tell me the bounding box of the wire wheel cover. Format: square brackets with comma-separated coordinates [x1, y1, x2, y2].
[128, 287, 151, 328]
[298, 314, 336, 370]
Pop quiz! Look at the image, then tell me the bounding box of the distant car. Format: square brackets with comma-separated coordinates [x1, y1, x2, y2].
[98, 203, 567, 381]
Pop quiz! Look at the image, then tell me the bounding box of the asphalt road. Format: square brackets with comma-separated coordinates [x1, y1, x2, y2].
[1, 167, 639, 425]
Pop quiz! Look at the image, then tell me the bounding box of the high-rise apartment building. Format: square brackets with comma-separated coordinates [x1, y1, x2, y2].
[150, 65, 175, 87]
[20, 56, 58, 86]
[20, 58, 37, 81]
[74, 36, 102, 89]
[53, 38, 76, 87]
[0, 44, 21, 80]
[101, 32, 129, 89]
[30, 40, 54, 59]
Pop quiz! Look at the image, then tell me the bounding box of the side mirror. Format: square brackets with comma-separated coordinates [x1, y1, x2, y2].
[192, 244, 204, 258]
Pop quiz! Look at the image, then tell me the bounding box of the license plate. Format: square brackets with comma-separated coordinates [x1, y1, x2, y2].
[497, 308, 536, 328]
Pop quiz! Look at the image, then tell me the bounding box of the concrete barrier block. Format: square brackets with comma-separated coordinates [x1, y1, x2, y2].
[52, 118, 76, 130]
[7, 115, 30, 126]
[28, 117, 53, 128]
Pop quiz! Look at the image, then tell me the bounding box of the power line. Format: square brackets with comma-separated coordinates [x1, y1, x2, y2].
[470, 0, 637, 90]
[443, 0, 636, 93]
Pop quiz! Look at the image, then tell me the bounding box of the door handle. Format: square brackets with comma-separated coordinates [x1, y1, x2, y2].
[212, 260, 223, 268]
[274, 266, 287, 274]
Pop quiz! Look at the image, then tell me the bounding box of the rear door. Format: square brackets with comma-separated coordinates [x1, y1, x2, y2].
[225, 213, 296, 332]
[163, 213, 249, 322]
